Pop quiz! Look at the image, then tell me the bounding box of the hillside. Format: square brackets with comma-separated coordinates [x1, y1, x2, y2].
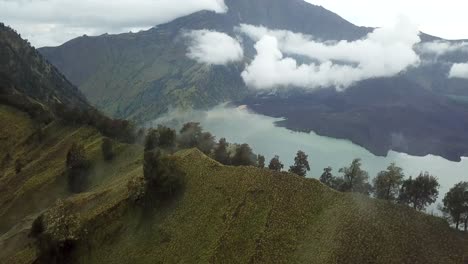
[0, 104, 143, 262]
[0, 23, 89, 111]
[0, 105, 464, 263]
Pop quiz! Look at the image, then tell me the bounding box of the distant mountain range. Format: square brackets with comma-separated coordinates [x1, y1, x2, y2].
[38, 0, 468, 161]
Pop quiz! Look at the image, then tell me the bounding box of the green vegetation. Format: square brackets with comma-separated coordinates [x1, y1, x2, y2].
[178, 122, 215, 155]
[442, 182, 468, 231]
[320, 167, 334, 187]
[101, 137, 115, 161]
[142, 149, 184, 206]
[231, 143, 256, 166]
[257, 155, 265, 168]
[288, 150, 310, 177]
[213, 138, 230, 165]
[268, 155, 284, 172]
[398, 172, 440, 211]
[66, 143, 90, 193]
[0, 105, 466, 263]
[373, 163, 405, 201]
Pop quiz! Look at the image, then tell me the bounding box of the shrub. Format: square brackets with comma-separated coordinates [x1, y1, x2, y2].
[257, 155, 265, 168]
[214, 138, 230, 165]
[101, 137, 114, 161]
[231, 144, 256, 166]
[157, 125, 176, 149]
[144, 129, 159, 151]
[178, 122, 202, 149]
[127, 176, 146, 205]
[143, 150, 184, 205]
[66, 143, 90, 193]
[30, 215, 45, 238]
[15, 158, 24, 174]
[31, 200, 81, 264]
[268, 155, 284, 172]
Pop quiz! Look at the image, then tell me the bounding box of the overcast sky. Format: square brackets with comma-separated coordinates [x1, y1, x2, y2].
[305, 0, 468, 40]
[1, 0, 467, 48]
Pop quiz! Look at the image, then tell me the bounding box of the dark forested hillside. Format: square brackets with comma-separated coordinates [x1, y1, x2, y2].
[0, 23, 89, 110]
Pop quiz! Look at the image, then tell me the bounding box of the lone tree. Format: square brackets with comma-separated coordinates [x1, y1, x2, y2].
[289, 151, 310, 177]
[101, 137, 114, 161]
[197, 131, 216, 155]
[231, 144, 256, 166]
[66, 143, 89, 193]
[257, 155, 265, 168]
[178, 123, 215, 154]
[442, 182, 468, 231]
[178, 122, 203, 149]
[156, 125, 176, 149]
[143, 150, 184, 204]
[398, 172, 440, 211]
[268, 155, 284, 172]
[339, 159, 371, 195]
[214, 138, 230, 165]
[320, 167, 334, 187]
[144, 128, 159, 151]
[373, 163, 404, 201]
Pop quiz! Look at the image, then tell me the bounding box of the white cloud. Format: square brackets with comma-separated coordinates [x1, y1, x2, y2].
[0, 0, 227, 47]
[186, 30, 243, 65]
[418, 41, 468, 56]
[305, 0, 468, 40]
[240, 17, 421, 90]
[449, 63, 468, 79]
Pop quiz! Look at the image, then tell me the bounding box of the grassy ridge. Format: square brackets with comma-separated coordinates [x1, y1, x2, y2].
[76, 149, 462, 264]
[0, 105, 143, 262]
[0, 105, 464, 263]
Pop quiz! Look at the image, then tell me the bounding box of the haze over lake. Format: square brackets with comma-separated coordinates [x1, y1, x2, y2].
[153, 104, 468, 211]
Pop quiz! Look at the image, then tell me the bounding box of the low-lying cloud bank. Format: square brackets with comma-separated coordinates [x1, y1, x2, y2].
[0, 0, 227, 47]
[418, 40, 468, 56]
[449, 63, 468, 79]
[186, 30, 244, 65]
[239, 17, 421, 90]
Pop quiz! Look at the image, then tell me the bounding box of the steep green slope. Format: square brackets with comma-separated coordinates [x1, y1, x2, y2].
[41, 30, 246, 122]
[0, 24, 89, 110]
[0, 105, 464, 263]
[0, 104, 143, 262]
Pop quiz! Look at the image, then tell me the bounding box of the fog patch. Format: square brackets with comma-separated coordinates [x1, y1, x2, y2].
[185, 30, 244, 65]
[238, 17, 421, 90]
[149, 106, 209, 129]
[449, 63, 468, 79]
[418, 41, 468, 56]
